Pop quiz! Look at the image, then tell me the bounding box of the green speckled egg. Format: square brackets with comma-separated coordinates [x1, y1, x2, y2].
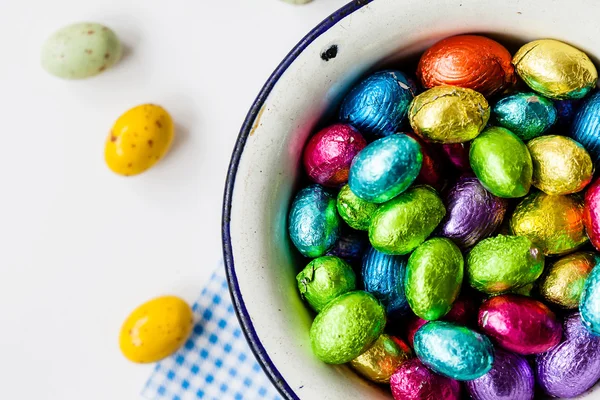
[337, 185, 379, 231]
[41, 22, 122, 79]
[296, 256, 356, 312]
[310, 291, 386, 364]
[467, 235, 545, 294]
[539, 252, 597, 308]
[369, 185, 446, 255]
[469, 127, 533, 198]
[406, 238, 464, 320]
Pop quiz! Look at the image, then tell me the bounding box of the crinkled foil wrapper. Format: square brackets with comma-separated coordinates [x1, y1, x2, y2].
[350, 334, 411, 383]
[539, 252, 596, 309]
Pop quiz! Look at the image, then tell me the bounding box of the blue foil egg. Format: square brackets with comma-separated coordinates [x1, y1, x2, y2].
[361, 245, 410, 319]
[349, 134, 422, 203]
[414, 321, 494, 381]
[326, 230, 367, 266]
[288, 185, 340, 258]
[570, 91, 600, 166]
[339, 70, 416, 138]
[580, 265, 600, 335]
[555, 99, 582, 127]
[493, 92, 557, 141]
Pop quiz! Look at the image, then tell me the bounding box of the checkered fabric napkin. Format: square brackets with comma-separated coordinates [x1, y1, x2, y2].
[142, 264, 283, 400]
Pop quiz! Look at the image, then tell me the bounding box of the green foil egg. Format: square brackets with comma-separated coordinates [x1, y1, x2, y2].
[296, 256, 357, 312]
[337, 185, 379, 231]
[369, 186, 446, 255]
[539, 252, 597, 309]
[467, 235, 545, 294]
[406, 238, 464, 320]
[470, 126, 533, 198]
[310, 291, 386, 364]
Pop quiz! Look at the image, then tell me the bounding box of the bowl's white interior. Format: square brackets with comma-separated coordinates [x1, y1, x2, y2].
[228, 0, 600, 398]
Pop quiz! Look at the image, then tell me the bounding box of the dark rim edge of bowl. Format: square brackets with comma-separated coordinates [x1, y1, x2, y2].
[221, 1, 373, 399]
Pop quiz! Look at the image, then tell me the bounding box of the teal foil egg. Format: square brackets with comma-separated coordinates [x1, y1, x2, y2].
[493, 92, 557, 141]
[288, 185, 340, 257]
[406, 238, 464, 320]
[414, 321, 494, 380]
[581, 265, 600, 335]
[570, 91, 600, 166]
[349, 134, 422, 203]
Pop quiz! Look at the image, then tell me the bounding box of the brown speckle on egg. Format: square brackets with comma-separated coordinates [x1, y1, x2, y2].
[148, 140, 154, 147]
[85, 49, 92, 54]
[155, 120, 162, 128]
[87, 30, 95, 35]
[105, 52, 110, 59]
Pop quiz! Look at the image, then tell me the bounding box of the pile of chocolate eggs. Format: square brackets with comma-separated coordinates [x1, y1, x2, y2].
[288, 34, 600, 399]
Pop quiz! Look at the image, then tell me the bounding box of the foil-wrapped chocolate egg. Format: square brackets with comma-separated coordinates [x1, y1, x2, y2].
[581, 264, 600, 335]
[288, 185, 340, 257]
[439, 176, 508, 249]
[349, 134, 422, 203]
[339, 70, 416, 137]
[296, 256, 357, 312]
[493, 92, 557, 141]
[417, 35, 515, 97]
[510, 191, 588, 255]
[310, 291, 386, 364]
[470, 126, 533, 198]
[414, 321, 494, 380]
[350, 334, 411, 384]
[408, 86, 490, 143]
[528, 135, 593, 195]
[539, 252, 597, 309]
[571, 91, 600, 166]
[555, 98, 582, 127]
[390, 358, 461, 400]
[336, 185, 379, 231]
[466, 348, 534, 400]
[405, 238, 463, 320]
[369, 185, 446, 255]
[536, 313, 600, 398]
[362, 246, 410, 318]
[585, 177, 600, 250]
[405, 132, 446, 190]
[326, 229, 368, 266]
[441, 142, 471, 172]
[466, 235, 544, 294]
[478, 295, 562, 355]
[513, 39, 598, 100]
[303, 124, 367, 187]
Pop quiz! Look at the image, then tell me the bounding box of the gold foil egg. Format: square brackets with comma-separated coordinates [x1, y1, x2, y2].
[350, 335, 412, 383]
[513, 39, 598, 100]
[408, 85, 490, 143]
[539, 252, 596, 308]
[510, 191, 588, 255]
[528, 135, 593, 195]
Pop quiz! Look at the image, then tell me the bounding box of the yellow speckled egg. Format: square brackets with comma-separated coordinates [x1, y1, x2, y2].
[119, 295, 193, 363]
[105, 104, 174, 176]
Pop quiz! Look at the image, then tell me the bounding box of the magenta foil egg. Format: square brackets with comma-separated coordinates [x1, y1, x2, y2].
[390, 358, 461, 400]
[441, 142, 471, 172]
[303, 124, 367, 187]
[584, 177, 600, 251]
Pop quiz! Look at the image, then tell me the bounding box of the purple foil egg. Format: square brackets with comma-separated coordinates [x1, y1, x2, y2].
[466, 348, 534, 400]
[326, 230, 367, 266]
[439, 176, 508, 248]
[390, 359, 461, 400]
[536, 313, 600, 398]
[441, 142, 471, 172]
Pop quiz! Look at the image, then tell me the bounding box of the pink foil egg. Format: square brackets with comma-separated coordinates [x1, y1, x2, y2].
[390, 358, 461, 400]
[303, 124, 367, 187]
[478, 294, 562, 355]
[584, 177, 600, 250]
[441, 142, 471, 172]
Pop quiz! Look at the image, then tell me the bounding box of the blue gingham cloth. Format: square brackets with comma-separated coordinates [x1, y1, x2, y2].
[142, 264, 283, 400]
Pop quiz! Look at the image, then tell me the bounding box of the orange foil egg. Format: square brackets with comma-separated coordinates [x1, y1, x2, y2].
[417, 35, 516, 97]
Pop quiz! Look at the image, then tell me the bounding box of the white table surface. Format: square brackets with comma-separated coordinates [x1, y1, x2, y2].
[0, 0, 348, 398]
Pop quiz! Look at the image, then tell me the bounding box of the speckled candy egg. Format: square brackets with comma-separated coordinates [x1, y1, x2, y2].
[369, 185, 446, 255]
[336, 185, 379, 231]
[409, 86, 490, 143]
[439, 176, 508, 249]
[493, 92, 557, 141]
[536, 313, 600, 398]
[105, 104, 175, 176]
[414, 321, 494, 380]
[478, 295, 562, 355]
[41, 22, 122, 79]
[585, 177, 600, 250]
[571, 91, 600, 166]
[350, 335, 411, 384]
[390, 359, 461, 400]
[510, 191, 588, 255]
[348, 134, 422, 203]
[528, 135, 593, 195]
[539, 252, 597, 309]
[513, 39, 597, 100]
[405, 238, 463, 320]
[288, 185, 340, 258]
[339, 70, 416, 137]
[303, 124, 367, 187]
[309, 291, 386, 364]
[466, 235, 544, 294]
[296, 256, 356, 312]
[469, 127, 533, 198]
[466, 349, 534, 400]
[581, 264, 600, 335]
[361, 246, 410, 318]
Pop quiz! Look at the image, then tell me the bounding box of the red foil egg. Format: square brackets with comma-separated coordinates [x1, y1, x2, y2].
[440, 143, 471, 172]
[303, 124, 367, 187]
[584, 177, 600, 250]
[417, 35, 516, 97]
[478, 295, 562, 355]
[405, 132, 446, 190]
[390, 358, 461, 400]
